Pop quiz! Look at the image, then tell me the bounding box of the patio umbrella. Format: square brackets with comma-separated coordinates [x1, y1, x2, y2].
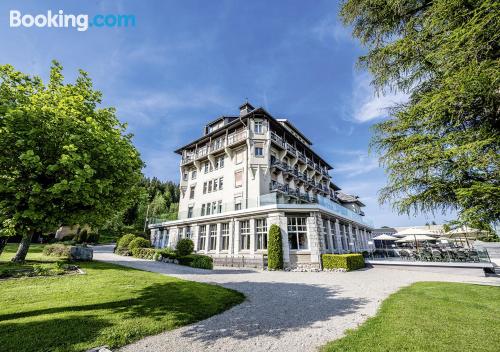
[395, 228, 438, 250]
[372, 234, 398, 240]
[395, 235, 436, 242]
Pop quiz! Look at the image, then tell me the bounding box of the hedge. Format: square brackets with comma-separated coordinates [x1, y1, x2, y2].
[267, 224, 283, 270]
[117, 234, 136, 248]
[321, 254, 365, 271]
[131, 248, 156, 260]
[178, 254, 213, 269]
[128, 237, 151, 250]
[156, 248, 178, 260]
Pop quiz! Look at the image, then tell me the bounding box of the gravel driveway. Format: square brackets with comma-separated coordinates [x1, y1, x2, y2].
[93, 245, 498, 352]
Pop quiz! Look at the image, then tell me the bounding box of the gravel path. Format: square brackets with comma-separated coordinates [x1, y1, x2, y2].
[93, 245, 499, 352]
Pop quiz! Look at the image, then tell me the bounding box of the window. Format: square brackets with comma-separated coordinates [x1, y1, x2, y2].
[235, 170, 243, 188]
[201, 204, 206, 216]
[189, 186, 195, 199]
[330, 220, 337, 250]
[322, 219, 329, 250]
[287, 217, 308, 250]
[234, 196, 242, 211]
[217, 200, 223, 213]
[186, 226, 192, 239]
[209, 224, 217, 251]
[208, 180, 212, 192]
[255, 146, 264, 157]
[198, 225, 207, 251]
[187, 206, 193, 218]
[235, 150, 243, 164]
[203, 182, 207, 194]
[240, 220, 250, 250]
[221, 223, 229, 250]
[256, 219, 268, 250]
[212, 201, 217, 214]
[216, 155, 224, 169]
[191, 170, 197, 180]
[254, 120, 263, 134]
[204, 162, 209, 174]
[159, 228, 169, 248]
[183, 172, 188, 181]
[213, 179, 218, 191]
[206, 203, 211, 215]
[219, 177, 224, 190]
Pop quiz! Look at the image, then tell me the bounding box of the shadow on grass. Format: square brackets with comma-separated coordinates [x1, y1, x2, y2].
[0, 316, 112, 352]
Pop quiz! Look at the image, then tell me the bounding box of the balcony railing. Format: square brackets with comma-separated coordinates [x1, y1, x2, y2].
[285, 142, 297, 155]
[227, 130, 247, 146]
[210, 139, 225, 152]
[270, 131, 285, 148]
[181, 154, 195, 165]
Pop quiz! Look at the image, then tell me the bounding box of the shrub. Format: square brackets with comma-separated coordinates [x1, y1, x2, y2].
[190, 254, 213, 269]
[43, 244, 71, 258]
[128, 237, 151, 250]
[178, 254, 213, 269]
[156, 248, 178, 260]
[176, 238, 194, 256]
[117, 234, 137, 248]
[322, 254, 365, 271]
[267, 224, 283, 270]
[131, 248, 156, 260]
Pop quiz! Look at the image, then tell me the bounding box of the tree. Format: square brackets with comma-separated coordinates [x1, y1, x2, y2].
[341, 0, 500, 227]
[0, 62, 144, 262]
[0, 219, 16, 257]
[267, 224, 283, 270]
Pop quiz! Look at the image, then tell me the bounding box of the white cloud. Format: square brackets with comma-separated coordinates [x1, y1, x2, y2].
[352, 73, 407, 123]
[333, 151, 379, 176]
[311, 15, 352, 44]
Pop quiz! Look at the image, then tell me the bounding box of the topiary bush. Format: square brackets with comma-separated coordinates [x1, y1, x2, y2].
[178, 254, 213, 269]
[117, 233, 137, 248]
[131, 248, 156, 260]
[156, 248, 178, 260]
[322, 254, 365, 271]
[128, 237, 151, 250]
[267, 224, 283, 270]
[176, 238, 194, 256]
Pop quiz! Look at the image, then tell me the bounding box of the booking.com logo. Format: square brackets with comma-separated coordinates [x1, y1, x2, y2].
[9, 10, 136, 32]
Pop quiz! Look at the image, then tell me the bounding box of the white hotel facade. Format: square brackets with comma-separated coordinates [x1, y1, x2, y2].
[149, 102, 374, 269]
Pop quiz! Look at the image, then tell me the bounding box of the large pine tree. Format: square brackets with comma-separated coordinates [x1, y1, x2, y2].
[341, 0, 499, 228]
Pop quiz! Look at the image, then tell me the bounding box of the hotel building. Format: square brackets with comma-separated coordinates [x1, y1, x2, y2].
[149, 102, 374, 269]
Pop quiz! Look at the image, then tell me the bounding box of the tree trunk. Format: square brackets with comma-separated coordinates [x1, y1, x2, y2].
[11, 231, 34, 263]
[0, 237, 8, 257]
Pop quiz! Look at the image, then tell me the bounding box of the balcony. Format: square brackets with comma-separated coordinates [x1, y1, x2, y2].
[296, 151, 306, 163]
[269, 180, 289, 193]
[181, 154, 195, 165]
[270, 131, 285, 149]
[196, 146, 209, 160]
[270, 160, 289, 174]
[209, 138, 225, 153]
[227, 130, 247, 147]
[285, 142, 297, 156]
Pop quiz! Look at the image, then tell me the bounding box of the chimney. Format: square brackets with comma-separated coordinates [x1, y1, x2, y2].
[239, 101, 255, 116]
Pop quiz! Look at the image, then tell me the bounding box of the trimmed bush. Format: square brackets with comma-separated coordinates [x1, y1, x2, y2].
[131, 248, 156, 260]
[322, 254, 365, 271]
[176, 238, 194, 256]
[115, 247, 131, 256]
[178, 254, 213, 269]
[156, 248, 178, 260]
[267, 224, 283, 270]
[117, 233, 136, 248]
[128, 237, 151, 250]
[43, 244, 71, 259]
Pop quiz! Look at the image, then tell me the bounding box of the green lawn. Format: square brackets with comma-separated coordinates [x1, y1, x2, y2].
[321, 282, 500, 352]
[0, 244, 245, 352]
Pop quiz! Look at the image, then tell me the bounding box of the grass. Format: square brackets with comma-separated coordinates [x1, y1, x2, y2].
[0, 244, 245, 352]
[321, 282, 500, 352]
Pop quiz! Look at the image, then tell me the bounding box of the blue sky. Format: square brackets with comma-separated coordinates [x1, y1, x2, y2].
[0, 0, 453, 227]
